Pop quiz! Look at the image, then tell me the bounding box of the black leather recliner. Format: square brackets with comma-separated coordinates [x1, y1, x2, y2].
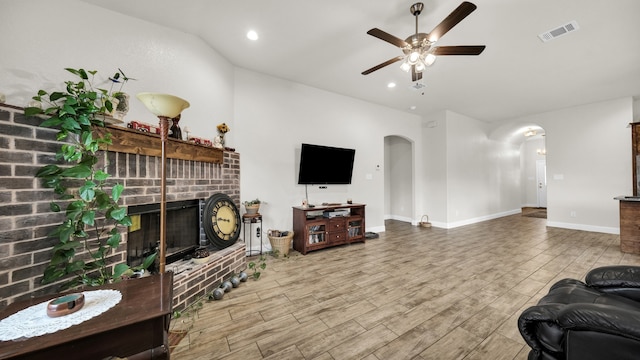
[518, 266, 640, 360]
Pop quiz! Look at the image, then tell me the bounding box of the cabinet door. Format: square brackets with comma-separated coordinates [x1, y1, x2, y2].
[306, 221, 328, 248]
[347, 217, 364, 242]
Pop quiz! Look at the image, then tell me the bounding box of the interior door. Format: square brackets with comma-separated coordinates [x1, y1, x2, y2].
[536, 159, 547, 208]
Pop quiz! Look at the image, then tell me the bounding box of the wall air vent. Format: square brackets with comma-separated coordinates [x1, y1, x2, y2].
[538, 20, 579, 42]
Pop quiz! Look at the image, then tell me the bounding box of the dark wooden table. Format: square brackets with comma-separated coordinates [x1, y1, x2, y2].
[0, 272, 173, 360]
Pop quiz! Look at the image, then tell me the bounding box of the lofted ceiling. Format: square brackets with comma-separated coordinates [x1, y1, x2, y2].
[83, 0, 640, 123]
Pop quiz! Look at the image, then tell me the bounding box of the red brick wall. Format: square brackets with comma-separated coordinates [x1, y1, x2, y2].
[0, 104, 244, 310]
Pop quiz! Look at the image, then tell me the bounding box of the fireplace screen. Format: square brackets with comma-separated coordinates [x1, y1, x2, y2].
[127, 199, 201, 268]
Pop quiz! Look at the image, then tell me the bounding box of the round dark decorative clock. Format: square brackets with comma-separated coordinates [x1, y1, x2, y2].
[203, 193, 241, 248]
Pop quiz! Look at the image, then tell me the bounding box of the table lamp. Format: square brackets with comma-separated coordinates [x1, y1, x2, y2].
[136, 93, 190, 273]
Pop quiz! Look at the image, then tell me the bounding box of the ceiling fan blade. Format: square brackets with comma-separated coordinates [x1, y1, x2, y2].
[411, 66, 422, 82]
[428, 2, 477, 42]
[367, 28, 409, 48]
[432, 45, 486, 56]
[362, 56, 404, 75]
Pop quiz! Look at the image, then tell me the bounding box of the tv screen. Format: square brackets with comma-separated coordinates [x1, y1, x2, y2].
[298, 143, 355, 185]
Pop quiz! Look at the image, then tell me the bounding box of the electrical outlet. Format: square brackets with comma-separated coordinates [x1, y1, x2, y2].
[570, 211, 577, 217]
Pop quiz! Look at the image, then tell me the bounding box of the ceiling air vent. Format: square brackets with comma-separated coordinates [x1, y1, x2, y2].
[538, 20, 579, 42]
[409, 82, 426, 91]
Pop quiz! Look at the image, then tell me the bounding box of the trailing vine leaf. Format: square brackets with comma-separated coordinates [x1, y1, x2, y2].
[61, 164, 92, 178]
[112, 183, 124, 201]
[49, 202, 61, 212]
[81, 210, 95, 226]
[36, 164, 62, 177]
[113, 263, 131, 279]
[110, 207, 126, 221]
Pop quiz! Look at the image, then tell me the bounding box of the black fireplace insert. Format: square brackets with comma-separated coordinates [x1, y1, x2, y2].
[127, 199, 201, 268]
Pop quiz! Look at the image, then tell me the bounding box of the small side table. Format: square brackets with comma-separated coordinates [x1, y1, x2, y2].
[0, 273, 173, 359]
[242, 213, 263, 256]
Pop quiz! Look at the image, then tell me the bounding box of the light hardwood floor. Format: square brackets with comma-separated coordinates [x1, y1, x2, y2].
[171, 214, 640, 359]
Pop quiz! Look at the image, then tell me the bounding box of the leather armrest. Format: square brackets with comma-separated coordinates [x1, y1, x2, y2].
[586, 266, 640, 302]
[558, 303, 640, 341]
[518, 304, 566, 353]
[586, 266, 640, 287]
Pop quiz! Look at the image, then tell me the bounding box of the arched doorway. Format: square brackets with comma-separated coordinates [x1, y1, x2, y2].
[384, 135, 414, 223]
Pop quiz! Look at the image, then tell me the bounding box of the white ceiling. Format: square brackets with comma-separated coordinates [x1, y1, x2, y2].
[83, 0, 640, 123]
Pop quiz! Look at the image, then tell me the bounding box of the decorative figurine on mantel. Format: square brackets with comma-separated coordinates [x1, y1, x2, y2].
[169, 114, 182, 140]
[215, 122, 230, 149]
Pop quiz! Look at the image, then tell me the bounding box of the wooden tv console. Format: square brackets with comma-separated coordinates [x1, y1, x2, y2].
[292, 204, 365, 255]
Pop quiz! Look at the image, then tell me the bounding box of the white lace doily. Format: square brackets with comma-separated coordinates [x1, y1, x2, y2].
[0, 289, 122, 341]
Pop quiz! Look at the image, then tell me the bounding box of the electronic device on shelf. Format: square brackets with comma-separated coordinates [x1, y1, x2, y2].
[323, 209, 350, 218]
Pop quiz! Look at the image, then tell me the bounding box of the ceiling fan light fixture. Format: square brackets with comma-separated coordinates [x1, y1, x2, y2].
[400, 60, 412, 72]
[415, 60, 426, 72]
[408, 51, 420, 64]
[423, 53, 436, 66]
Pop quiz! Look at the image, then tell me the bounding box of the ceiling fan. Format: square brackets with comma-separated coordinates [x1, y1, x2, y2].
[362, 1, 485, 82]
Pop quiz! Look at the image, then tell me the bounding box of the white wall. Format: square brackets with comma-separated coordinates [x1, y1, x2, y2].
[445, 111, 522, 226]
[233, 68, 423, 243]
[0, 0, 235, 142]
[421, 113, 448, 226]
[421, 111, 521, 228]
[513, 97, 633, 233]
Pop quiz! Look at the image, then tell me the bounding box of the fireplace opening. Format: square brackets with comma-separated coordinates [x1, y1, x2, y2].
[127, 199, 202, 269]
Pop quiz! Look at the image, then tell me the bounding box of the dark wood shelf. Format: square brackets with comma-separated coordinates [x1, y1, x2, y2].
[95, 124, 224, 164]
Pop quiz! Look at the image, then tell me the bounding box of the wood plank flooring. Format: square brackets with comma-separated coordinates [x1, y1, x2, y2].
[171, 214, 640, 359]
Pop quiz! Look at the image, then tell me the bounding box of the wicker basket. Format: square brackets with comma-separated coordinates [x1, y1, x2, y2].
[419, 215, 432, 228]
[268, 230, 294, 256]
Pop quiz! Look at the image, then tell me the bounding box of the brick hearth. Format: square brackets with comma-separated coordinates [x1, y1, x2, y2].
[0, 103, 244, 311]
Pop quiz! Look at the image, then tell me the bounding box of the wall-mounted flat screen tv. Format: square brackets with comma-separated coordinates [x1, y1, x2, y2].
[298, 143, 355, 185]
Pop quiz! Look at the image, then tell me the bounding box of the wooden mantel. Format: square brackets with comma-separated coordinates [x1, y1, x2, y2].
[94, 124, 224, 164]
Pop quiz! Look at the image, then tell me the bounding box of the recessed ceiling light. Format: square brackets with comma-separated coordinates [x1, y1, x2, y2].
[247, 30, 259, 41]
[409, 105, 417, 110]
[387, 82, 396, 88]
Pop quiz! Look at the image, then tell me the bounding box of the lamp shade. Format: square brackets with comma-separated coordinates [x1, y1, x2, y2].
[136, 93, 190, 118]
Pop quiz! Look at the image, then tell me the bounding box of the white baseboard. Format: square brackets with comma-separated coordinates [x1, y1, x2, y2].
[385, 210, 619, 235]
[366, 225, 386, 234]
[437, 209, 522, 229]
[546, 221, 619, 235]
[384, 214, 413, 223]
[521, 203, 540, 208]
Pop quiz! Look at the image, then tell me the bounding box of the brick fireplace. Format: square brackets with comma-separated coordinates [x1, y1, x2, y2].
[0, 103, 245, 311]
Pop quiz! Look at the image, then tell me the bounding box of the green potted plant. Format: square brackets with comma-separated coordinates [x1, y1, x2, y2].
[242, 198, 261, 215]
[109, 68, 135, 121]
[25, 67, 156, 289]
